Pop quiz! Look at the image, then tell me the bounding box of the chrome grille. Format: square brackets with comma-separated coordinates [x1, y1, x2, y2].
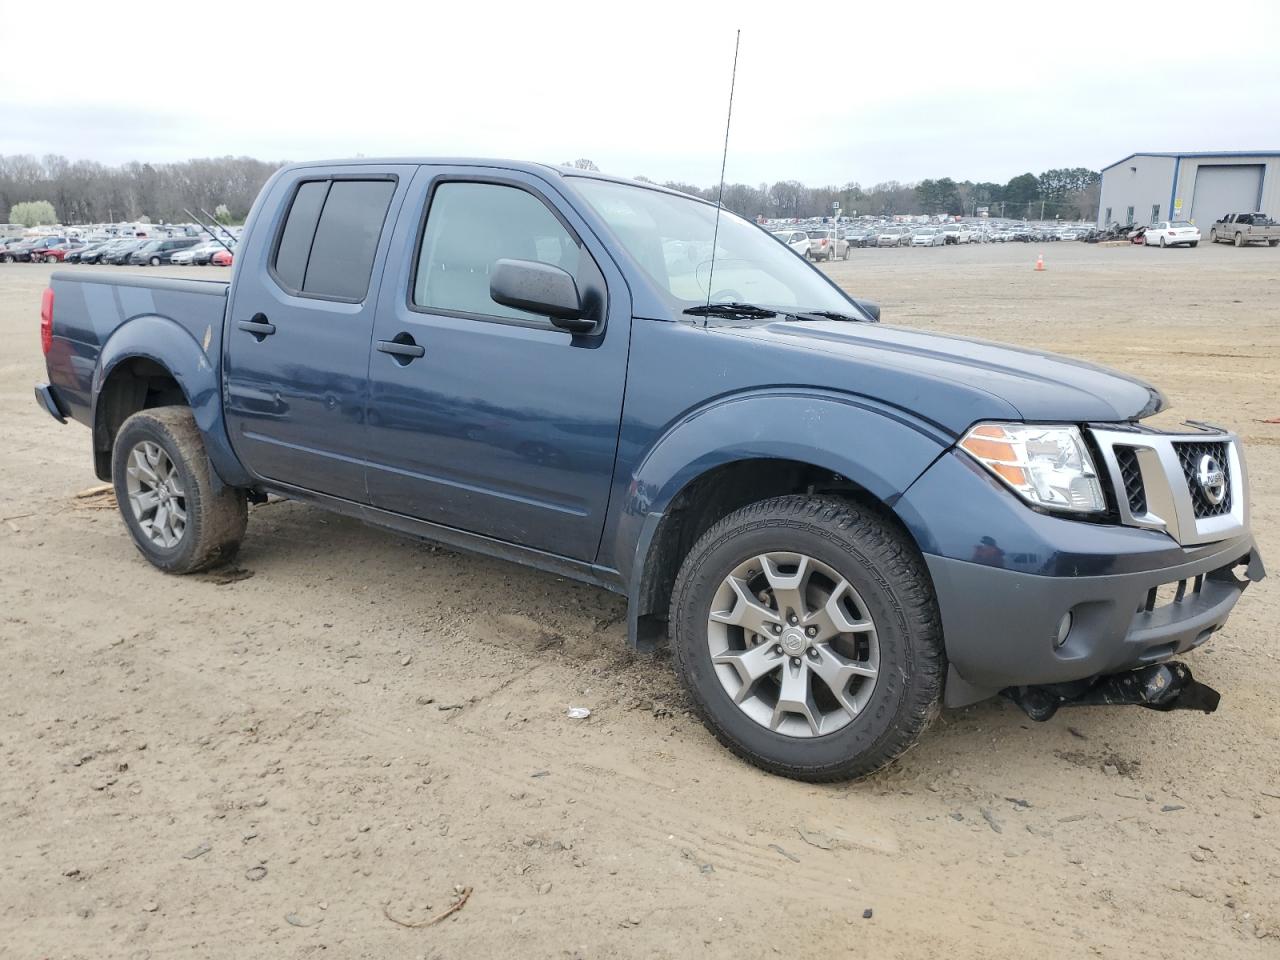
[1174, 441, 1232, 518]
[1089, 424, 1247, 547]
[1113, 445, 1146, 515]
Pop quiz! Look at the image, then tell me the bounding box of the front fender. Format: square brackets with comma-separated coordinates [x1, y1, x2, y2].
[611, 391, 950, 600]
[93, 315, 251, 487]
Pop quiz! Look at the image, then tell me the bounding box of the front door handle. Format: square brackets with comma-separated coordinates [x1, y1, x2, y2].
[376, 336, 426, 363]
[238, 313, 276, 340]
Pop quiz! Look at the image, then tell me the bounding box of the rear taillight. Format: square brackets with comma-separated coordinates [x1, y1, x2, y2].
[40, 287, 54, 355]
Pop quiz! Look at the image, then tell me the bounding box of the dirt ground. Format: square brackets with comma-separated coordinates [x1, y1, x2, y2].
[1, 242, 1276, 959]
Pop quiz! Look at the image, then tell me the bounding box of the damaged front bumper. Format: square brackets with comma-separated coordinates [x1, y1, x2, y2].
[1003, 660, 1222, 721]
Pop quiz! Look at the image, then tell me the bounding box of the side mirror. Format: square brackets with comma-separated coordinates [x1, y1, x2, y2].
[490, 259, 595, 333]
[853, 298, 881, 322]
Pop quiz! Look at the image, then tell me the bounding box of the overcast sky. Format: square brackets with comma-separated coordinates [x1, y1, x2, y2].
[2, 0, 1278, 187]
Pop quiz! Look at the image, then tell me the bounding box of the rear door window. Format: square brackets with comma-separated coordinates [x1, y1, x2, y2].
[273, 181, 328, 291]
[271, 178, 395, 301]
[303, 180, 397, 300]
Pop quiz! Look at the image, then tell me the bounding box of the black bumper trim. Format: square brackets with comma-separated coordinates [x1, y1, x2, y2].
[34, 382, 67, 423]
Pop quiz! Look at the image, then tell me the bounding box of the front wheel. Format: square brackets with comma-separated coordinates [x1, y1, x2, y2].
[669, 496, 944, 781]
[111, 406, 247, 574]
[1209, 229, 1218, 243]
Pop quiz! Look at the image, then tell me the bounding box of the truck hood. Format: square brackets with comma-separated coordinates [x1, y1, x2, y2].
[716, 320, 1165, 434]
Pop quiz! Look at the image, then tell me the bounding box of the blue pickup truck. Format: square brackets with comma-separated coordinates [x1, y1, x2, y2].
[35, 159, 1264, 780]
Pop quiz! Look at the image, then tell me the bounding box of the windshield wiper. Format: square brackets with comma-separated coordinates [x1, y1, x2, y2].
[789, 310, 867, 323]
[683, 301, 780, 319]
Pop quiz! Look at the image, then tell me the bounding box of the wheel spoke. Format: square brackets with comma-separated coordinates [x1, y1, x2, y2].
[802, 578, 874, 640]
[758, 553, 811, 623]
[809, 644, 877, 718]
[129, 489, 159, 515]
[710, 576, 782, 635]
[712, 643, 783, 703]
[129, 449, 159, 485]
[771, 659, 821, 735]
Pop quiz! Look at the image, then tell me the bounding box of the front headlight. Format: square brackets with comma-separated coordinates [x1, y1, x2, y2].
[959, 423, 1106, 514]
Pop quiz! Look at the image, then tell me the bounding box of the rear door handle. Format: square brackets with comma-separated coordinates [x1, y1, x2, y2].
[376, 337, 426, 361]
[238, 314, 276, 339]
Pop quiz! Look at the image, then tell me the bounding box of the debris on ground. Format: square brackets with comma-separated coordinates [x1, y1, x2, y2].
[566, 707, 591, 720]
[768, 843, 800, 863]
[383, 885, 473, 928]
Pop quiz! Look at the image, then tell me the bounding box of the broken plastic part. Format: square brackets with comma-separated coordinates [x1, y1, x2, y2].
[1002, 661, 1220, 722]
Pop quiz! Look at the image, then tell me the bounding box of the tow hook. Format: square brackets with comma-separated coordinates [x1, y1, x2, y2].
[1002, 662, 1221, 722]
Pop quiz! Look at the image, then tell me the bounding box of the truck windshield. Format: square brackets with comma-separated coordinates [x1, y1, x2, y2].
[573, 179, 853, 314]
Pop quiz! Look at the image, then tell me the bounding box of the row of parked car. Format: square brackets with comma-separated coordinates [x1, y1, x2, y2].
[0, 234, 235, 266]
[768, 219, 1098, 258]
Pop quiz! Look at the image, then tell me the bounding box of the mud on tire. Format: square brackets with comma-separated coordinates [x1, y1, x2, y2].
[111, 405, 247, 574]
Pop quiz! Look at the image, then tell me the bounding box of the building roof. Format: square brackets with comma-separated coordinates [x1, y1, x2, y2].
[1102, 150, 1280, 172]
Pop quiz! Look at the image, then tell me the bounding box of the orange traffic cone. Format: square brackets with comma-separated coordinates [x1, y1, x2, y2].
[1034, 254, 1045, 271]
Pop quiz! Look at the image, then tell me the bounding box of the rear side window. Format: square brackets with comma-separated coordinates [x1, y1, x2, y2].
[274, 181, 328, 291]
[272, 178, 395, 301]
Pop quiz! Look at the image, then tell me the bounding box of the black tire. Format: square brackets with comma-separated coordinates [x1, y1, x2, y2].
[669, 495, 944, 782]
[1269, 240, 1278, 247]
[111, 406, 247, 574]
[149, 255, 162, 266]
[1190, 241, 1199, 248]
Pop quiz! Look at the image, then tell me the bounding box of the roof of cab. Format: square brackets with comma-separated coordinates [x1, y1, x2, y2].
[279, 158, 713, 204]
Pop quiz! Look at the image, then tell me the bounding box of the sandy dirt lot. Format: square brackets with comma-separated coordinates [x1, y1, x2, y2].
[1, 242, 1277, 959]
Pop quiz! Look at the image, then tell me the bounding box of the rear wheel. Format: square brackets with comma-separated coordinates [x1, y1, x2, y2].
[669, 496, 944, 781]
[1235, 232, 1245, 247]
[149, 255, 162, 266]
[1158, 236, 1167, 248]
[1269, 240, 1279, 247]
[1190, 241, 1199, 248]
[111, 406, 247, 574]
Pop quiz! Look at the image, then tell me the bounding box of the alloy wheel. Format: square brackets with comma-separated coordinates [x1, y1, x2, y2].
[707, 551, 880, 738]
[125, 440, 188, 548]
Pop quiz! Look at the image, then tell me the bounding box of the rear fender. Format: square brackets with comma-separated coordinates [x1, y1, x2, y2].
[93, 315, 251, 487]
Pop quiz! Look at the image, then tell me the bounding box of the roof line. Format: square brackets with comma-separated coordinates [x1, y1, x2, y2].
[1102, 150, 1280, 171]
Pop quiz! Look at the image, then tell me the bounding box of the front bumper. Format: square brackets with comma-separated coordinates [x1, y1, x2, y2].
[894, 449, 1265, 707]
[928, 536, 1263, 705]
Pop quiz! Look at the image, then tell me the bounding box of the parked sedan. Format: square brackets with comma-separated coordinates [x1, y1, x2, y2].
[104, 239, 151, 265]
[1144, 220, 1201, 248]
[876, 226, 911, 247]
[910, 227, 946, 247]
[34, 240, 88, 263]
[211, 248, 234, 267]
[2, 237, 63, 262]
[128, 236, 201, 266]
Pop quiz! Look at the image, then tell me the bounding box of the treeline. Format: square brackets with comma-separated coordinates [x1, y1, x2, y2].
[1, 153, 1101, 226]
[0, 154, 282, 225]
[644, 167, 1101, 221]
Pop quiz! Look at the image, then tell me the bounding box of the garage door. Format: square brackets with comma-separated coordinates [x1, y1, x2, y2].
[1189, 164, 1264, 228]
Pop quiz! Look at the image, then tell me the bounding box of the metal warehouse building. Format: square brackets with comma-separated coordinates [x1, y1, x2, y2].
[1096, 151, 1280, 230]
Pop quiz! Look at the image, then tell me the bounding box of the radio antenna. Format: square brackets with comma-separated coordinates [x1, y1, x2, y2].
[703, 29, 741, 327]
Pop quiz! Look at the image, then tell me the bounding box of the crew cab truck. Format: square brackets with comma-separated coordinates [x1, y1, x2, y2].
[1209, 212, 1280, 247]
[35, 159, 1265, 781]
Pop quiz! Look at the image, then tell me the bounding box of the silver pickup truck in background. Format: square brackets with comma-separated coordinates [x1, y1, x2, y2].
[1208, 212, 1280, 247]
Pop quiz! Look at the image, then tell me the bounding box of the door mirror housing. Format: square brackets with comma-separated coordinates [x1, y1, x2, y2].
[490, 259, 595, 333]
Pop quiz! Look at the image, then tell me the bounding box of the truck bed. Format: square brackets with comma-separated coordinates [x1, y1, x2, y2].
[45, 271, 229, 429]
